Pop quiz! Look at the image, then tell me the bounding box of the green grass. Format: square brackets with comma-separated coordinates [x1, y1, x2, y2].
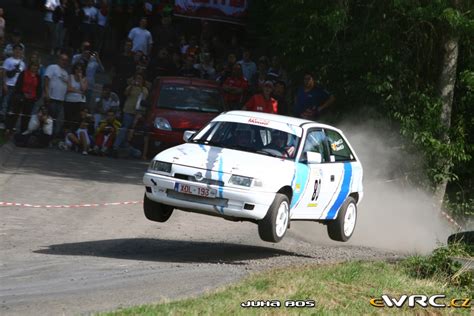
[101, 261, 472, 316]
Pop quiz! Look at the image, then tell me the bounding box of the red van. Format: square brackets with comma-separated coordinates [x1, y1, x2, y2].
[147, 77, 226, 152]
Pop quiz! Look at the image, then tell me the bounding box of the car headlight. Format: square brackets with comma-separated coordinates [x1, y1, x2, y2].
[229, 175, 263, 187]
[149, 160, 172, 173]
[154, 117, 172, 131]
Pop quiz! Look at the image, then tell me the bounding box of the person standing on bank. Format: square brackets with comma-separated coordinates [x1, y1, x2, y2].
[64, 62, 87, 130]
[44, 53, 69, 136]
[1, 45, 26, 124]
[243, 80, 278, 114]
[5, 60, 42, 134]
[112, 73, 148, 154]
[293, 71, 335, 120]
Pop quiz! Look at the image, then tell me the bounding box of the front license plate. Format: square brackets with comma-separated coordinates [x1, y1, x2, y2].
[174, 183, 217, 198]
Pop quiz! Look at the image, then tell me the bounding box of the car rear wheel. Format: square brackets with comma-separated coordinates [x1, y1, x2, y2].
[143, 194, 174, 222]
[258, 193, 290, 243]
[327, 196, 357, 242]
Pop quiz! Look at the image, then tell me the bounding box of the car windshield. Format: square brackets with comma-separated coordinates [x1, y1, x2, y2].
[157, 84, 225, 113]
[191, 121, 301, 160]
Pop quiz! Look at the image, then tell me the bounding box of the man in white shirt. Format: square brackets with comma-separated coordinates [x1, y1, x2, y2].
[128, 17, 153, 56]
[1, 45, 25, 122]
[44, 53, 69, 136]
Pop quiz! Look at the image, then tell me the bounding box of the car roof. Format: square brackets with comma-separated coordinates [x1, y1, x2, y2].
[158, 76, 220, 88]
[220, 111, 340, 131]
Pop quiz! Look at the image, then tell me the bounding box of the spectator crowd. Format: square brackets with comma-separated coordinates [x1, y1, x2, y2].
[0, 0, 335, 159]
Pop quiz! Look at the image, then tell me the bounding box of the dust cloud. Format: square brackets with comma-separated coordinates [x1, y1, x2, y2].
[291, 122, 455, 254]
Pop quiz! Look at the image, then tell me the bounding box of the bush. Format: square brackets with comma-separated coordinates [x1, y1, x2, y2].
[402, 244, 473, 288]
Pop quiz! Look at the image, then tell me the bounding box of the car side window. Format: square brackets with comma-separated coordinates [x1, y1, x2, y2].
[301, 129, 327, 162]
[325, 129, 354, 162]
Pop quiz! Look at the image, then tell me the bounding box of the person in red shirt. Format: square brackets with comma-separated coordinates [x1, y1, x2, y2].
[222, 63, 248, 110]
[243, 80, 278, 114]
[6, 61, 42, 134]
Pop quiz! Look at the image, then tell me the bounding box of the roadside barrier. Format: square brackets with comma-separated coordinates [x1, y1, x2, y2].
[0, 200, 464, 231]
[0, 200, 141, 208]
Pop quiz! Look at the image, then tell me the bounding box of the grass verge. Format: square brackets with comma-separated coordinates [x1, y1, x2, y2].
[102, 260, 472, 316]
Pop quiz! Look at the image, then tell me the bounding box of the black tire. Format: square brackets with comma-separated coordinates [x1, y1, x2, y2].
[143, 194, 174, 222]
[258, 193, 290, 243]
[327, 196, 357, 242]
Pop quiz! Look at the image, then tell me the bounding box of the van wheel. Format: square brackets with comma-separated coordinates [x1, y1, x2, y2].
[327, 196, 357, 242]
[143, 194, 173, 222]
[258, 193, 290, 243]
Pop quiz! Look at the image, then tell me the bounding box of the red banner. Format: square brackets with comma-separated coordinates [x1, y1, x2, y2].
[174, 0, 248, 25]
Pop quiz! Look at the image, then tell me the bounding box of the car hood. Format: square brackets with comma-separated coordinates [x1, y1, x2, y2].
[153, 108, 219, 130]
[156, 143, 295, 178]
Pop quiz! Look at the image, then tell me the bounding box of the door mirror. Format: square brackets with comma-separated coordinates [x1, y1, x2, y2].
[183, 130, 197, 142]
[306, 151, 322, 164]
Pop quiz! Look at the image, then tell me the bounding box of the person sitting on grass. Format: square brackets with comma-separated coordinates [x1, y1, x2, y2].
[14, 106, 53, 148]
[93, 109, 121, 156]
[93, 83, 120, 130]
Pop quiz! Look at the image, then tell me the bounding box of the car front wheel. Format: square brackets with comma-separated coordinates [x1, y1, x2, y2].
[258, 193, 290, 243]
[143, 194, 174, 222]
[327, 196, 357, 242]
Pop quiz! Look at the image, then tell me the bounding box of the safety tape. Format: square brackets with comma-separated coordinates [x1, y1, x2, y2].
[0, 200, 464, 230]
[0, 200, 141, 208]
[440, 210, 464, 231]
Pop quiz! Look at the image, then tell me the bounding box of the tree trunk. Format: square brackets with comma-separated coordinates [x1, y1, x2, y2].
[434, 18, 459, 208]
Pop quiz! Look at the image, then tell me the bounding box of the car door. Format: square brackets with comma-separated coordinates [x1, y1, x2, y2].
[291, 129, 340, 220]
[318, 129, 358, 220]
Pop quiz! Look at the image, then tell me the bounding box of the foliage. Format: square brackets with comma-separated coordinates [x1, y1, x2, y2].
[248, 0, 474, 206]
[403, 243, 473, 288]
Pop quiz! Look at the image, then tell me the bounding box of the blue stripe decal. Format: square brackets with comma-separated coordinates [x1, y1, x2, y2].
[326, 163, 352, 219]
[290, 163, 310, 209]
[217, 157, 224, 214]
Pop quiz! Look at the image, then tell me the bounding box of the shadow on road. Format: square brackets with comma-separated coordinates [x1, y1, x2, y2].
[3, 147, 148, 185]
[34, 238, 313, 265]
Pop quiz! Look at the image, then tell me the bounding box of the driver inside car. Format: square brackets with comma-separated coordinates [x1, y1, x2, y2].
[264, 130, 295, 158]
[232, 129, 252, 148]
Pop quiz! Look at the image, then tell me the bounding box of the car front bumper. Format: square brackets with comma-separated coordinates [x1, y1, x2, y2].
[143, 172, 275, 220]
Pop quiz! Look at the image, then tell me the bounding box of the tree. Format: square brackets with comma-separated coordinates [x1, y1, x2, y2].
[248, 0, 474, 215]
[434, 1, 460, 206]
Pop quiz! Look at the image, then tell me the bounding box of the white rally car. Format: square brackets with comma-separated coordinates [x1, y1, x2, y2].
[143, 111, 363, 243]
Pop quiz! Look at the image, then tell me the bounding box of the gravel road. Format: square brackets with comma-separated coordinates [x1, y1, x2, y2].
[0, 146, 400, 315]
